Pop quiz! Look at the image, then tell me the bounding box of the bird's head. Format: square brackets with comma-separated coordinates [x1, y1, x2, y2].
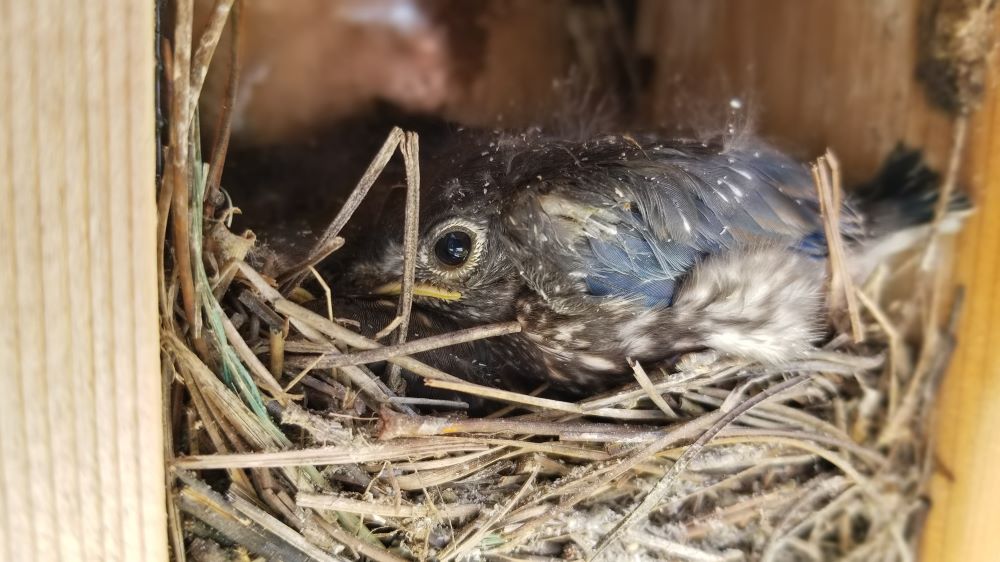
[338, 130, 528, 323]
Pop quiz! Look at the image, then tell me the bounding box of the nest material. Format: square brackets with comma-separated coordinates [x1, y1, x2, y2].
[160, 4, 963, 562]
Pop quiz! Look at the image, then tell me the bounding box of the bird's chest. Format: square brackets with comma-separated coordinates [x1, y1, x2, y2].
[514, 293, 667, 392]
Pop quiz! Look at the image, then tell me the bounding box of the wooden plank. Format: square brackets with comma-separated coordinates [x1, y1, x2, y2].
[644, 0, 956, 182]
[923, 27, 1000, 561]
[0, 1, 165, 561]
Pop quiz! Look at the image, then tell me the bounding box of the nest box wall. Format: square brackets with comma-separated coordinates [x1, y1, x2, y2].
[0, 1, 164, 561]
[642, 0, 960, 182]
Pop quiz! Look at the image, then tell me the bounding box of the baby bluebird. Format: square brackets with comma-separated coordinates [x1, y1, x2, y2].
[340, 128, 956, 394]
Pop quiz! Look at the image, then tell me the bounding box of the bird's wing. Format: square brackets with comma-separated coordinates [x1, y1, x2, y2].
[500, 140, 826, 307]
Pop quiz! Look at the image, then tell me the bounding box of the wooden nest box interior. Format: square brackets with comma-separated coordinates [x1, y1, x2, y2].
[2, 0, 999, 560]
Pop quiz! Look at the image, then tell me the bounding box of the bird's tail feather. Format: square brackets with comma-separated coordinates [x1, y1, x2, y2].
[854, 145, 970, 236]
[849, 145, 971, 280]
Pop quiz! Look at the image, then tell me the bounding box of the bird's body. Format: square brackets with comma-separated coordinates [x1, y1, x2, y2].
[339, 128, 950, 395]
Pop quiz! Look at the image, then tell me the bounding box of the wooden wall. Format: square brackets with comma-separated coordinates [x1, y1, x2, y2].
[923, 21, 1000, 562]
[0, 1, 166, 560]
[641, 0, 958, 181]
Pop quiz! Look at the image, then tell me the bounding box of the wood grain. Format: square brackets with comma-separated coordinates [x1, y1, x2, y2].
[644, 0, 956, 182]
[0, 1, 165, 561]
[923, 22, 1000, 561]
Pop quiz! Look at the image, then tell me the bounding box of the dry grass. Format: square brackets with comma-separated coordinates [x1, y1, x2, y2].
[158, 3, 966, 561]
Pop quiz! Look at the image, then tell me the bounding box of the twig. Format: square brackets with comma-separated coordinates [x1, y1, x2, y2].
[377, 408, 658, 441]
[384, 448, 513, 491]
[378, 409, 662, 443]
[385, 131, 422, 390]
[204, 0, 241, 214]
[178, 351, 230, 454]
[763, 482, 861, 562]
[630, 359, 679, 418]
[855, 287, 905, 417]
[812, 151, 864, 343]
[269, 325, 285, 379]
[442, 470, 538, 561]
[188, 0, 237, 118]
[334, 364, 400, 408]
[929, 115, 969, 240]
[238, 288, 286, 328]
[486, 384, 549, 419]
[157, 43, 176, 328]
[169, 0, 204, 355]
[227, 493, 345, 562]
[300, 375, 347, 401]
[374, 315, 404, 340]
[280, 237, 346, 291]
[680, 485, 806, 540]
[287, 321, 521, 370]
[175, 471, 343, 562]
[273, 401, 351, 445]
[161, 358, 187, 562]
[386, 449, 502, 472]
[220, 311, 288, 400]
[238, 262, 456, 401]
[308, 266, 335, 322]
[309, 514, 409, 562]
[878, 289, 962, 445]
[284, 353, 327, 392]
[273, 297, 466, 383]
[165, 331, 290, 450]
[174, 439, 491, 469]
[633, 534, 740, 562]
[588, 374, 814, 559]
[389, 396, 470, 410]
[297, 494, 479, 520]
[424, 378, 669, 421]
[278, 128, 406, 286]
[496, 411, 723, 549]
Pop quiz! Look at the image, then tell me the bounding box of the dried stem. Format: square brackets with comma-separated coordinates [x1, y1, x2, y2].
[175, 471, 342, 562]
[204, 0, 241, 213]
[269, 325, 285, 379]
[188, 0, 237, 118]
[169, 0, 204, 355]
[221, 311, 287, 400]
[589, 374, 813, 559]
[174, 439, 491, 470]
[425, 378, 669, 421]
[297, 493, 479, 520]
[287, 321, 521, 370]
[812, 151, 864, 343]
[377, 407, 658, 442]
[630, 359, 679, 418]
[273, 297, 466, 383]
[278, 128, 405, 286]
[385, 132, 422, 389]
[442, 470, 539, 561]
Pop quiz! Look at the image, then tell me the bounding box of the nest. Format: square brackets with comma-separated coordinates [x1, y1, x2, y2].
[160, 4, 964, 561]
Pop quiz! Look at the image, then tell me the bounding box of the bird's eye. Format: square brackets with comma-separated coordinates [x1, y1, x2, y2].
[434, 230, 473, 267]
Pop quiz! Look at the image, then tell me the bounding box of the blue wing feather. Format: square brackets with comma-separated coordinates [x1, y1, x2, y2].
[501, 136, 832, 308]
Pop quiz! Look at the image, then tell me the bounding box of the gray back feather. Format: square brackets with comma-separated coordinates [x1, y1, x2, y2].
[497, 135, 826, 307]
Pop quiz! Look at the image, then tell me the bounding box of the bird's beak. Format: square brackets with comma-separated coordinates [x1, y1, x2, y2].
[372, 281, 462, 301]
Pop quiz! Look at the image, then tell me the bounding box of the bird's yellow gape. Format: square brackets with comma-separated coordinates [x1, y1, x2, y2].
[372, 281, 462, 301]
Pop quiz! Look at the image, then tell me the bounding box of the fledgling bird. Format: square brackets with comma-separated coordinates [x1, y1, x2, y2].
[339, 128, 958, 394]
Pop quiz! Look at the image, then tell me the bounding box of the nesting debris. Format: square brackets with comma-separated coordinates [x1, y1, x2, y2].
[917, 0, 998, 115]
